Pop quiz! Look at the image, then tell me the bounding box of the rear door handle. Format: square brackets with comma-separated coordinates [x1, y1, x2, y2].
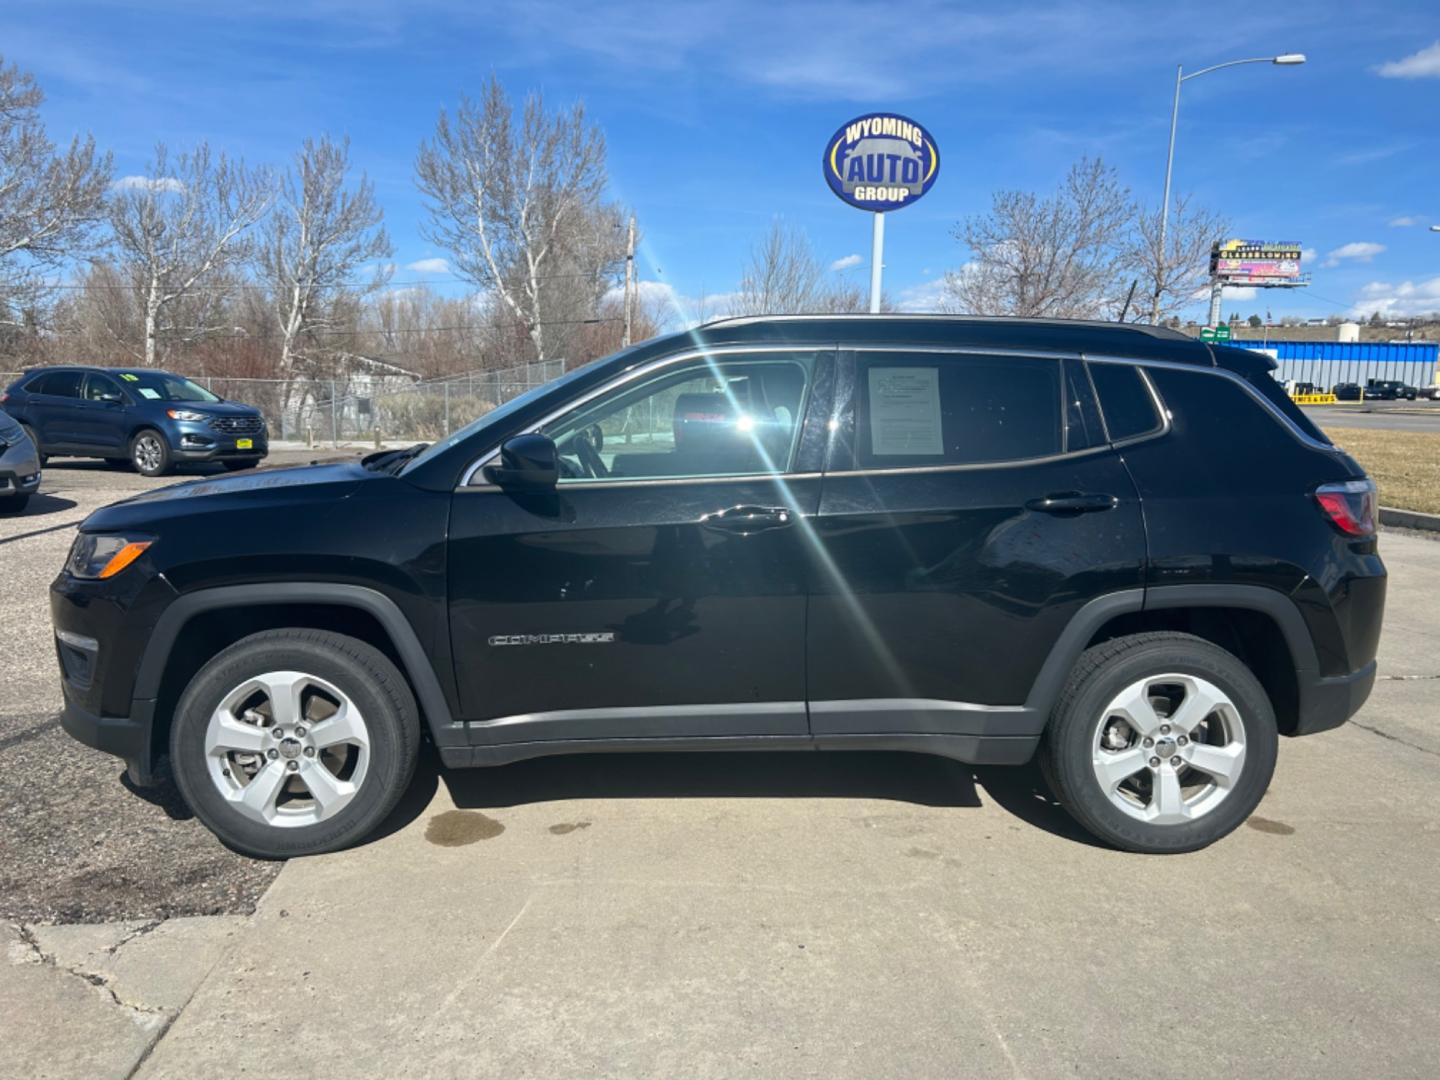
[700, 505, 794, 534]
[1025, 492, 1118, 515]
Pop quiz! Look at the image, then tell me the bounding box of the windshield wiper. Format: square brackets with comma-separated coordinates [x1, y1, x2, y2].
[362, 443, 429, 474]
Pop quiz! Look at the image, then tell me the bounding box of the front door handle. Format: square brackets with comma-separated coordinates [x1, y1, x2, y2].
[1025, 492, 1118, 515]
[700, 505, 794, 535]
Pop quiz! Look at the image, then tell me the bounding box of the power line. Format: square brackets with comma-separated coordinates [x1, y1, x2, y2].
[35, 271, 624, 293]
[36, 314, 623, 339]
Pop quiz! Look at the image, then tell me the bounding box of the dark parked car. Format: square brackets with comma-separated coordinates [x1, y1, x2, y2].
[1363, 378, 1417, 401]
[52, 316, 1386, 858]
[1333, 382, 1363, 401]
[1, 366, 267, 476]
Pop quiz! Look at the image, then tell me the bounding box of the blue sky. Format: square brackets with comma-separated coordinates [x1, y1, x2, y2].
[5, 0, 1439, 323]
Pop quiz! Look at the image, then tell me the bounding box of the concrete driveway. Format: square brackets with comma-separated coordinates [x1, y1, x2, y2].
[136, 537, 1439, 1078]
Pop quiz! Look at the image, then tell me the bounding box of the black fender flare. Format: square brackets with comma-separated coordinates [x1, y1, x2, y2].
[135, 582, 458, 742]
[1022, 583, 1318, 722]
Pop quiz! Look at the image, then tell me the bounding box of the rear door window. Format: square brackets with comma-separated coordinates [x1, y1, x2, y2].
[1087, 362, 1162, 442]
[849, 352, 1062, 469]
[31, 371, 83, 398]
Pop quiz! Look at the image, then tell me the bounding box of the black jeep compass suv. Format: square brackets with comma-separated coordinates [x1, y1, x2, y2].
[52, 316, 1386, 857]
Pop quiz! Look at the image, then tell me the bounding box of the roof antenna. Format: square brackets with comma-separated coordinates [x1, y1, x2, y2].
[1117, 279, 1138, 323]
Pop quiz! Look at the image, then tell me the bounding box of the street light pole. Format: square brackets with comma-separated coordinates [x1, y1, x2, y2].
[1151, 53, 1306, 324]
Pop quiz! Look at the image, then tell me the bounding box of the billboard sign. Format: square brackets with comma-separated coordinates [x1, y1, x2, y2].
[823, 114, 940, 212]
[1210, 239, 1307, 287]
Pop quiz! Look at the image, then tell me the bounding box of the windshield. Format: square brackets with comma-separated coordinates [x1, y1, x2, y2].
[119, 372, 221, 403]
[399, 362, 596, 475]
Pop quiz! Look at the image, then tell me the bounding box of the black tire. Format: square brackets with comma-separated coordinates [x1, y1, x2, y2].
[223, 459, 260, 471]
[170, 629, 421, 859]
[19, 424, 46, 465]
[1039, 632, 1278, 854]
[0, 493, 29, 514]
[129, 429, 171, 477]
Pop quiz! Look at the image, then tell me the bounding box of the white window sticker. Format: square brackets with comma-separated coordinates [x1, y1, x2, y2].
[868, 366, 943, 456]
[137, 388, 161, 400]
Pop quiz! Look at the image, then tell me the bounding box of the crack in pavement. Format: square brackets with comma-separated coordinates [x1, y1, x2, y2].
[1350, 721, 1440, 758]
[9, 921, 170, 1026]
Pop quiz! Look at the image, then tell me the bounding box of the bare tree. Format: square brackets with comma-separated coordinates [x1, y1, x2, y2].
[0, 56, 111, 328]
[728, 220, 867, 316]
[261, 135, 392, 381]
[108, 143, 272, 365]
[944, 157, 1132, 319]
[415, 77, 616, 362]
[1129, 195, 1228, 324]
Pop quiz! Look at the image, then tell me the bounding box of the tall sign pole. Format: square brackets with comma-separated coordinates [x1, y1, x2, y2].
[823, 114, 940, 313]
[869, 212, 885, 313]
[621, 215, 636, 348]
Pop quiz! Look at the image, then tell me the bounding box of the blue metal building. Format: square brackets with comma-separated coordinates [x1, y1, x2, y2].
[1237, 341, 1439, 389]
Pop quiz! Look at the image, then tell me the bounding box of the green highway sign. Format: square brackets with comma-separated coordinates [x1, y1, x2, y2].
[1200, 324, 1231, 343]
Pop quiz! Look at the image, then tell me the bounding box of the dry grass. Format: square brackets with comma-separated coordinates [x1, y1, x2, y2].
[1326, 427, 1440, 515]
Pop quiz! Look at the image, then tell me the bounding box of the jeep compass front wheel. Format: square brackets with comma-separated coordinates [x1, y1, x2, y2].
[170, 629, 420, 858]
[1040, 632, 1278, 854]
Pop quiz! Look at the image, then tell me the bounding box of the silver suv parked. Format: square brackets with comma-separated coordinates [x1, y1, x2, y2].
[0, 409, 41, 513]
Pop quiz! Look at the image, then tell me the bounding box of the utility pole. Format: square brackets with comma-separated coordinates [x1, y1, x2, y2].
[622, 215, 636, 348]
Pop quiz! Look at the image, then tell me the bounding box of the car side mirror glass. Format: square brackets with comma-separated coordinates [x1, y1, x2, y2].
[483, 433, 559, 489]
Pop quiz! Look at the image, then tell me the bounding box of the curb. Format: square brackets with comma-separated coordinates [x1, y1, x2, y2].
[1380, 506, 1440, 532]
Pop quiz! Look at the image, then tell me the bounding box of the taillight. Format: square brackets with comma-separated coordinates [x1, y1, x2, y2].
[1314, 479, 1377, 537]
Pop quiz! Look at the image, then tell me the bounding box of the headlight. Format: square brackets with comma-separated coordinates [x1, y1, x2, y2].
[167, 409, 208, 421]
[67, 533, 155, 580]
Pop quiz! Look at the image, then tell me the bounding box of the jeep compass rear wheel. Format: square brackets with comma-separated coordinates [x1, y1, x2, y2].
[171, 629, 420, 858]
[1040, 632, 1278, 854]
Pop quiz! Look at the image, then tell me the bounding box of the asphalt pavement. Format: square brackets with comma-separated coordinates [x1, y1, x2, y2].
[1302, 402, 1440, 432]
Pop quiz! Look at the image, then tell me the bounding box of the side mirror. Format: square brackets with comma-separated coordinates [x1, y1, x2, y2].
[99, 392, 122, 404]
[484, 433, 559, 489]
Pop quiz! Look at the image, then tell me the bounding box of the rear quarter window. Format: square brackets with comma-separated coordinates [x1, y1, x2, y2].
[1086, 362, 1162, 442]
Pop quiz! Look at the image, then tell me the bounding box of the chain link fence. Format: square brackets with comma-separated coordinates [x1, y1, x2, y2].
[2, 360, 567, 446]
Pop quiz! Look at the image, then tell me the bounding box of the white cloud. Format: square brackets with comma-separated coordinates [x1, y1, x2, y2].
[405, 257, 450, 274]
[1347, 276, 1440, 318]
[112, 175, 184, 194]
[1302, 248, 1319, 264]
[1389, 215, 1422, 227]
[1219, 286, 1258, 301]
[1321, 241, 1385, 269]
[895, 278, 953, 313]
[1378, 40, 1440, 79]
[830, 254, 863, 272]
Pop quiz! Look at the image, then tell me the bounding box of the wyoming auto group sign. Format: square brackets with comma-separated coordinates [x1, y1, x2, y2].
[823, 113, 940, 211]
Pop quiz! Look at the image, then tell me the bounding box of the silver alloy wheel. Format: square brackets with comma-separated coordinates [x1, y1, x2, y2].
[1091, 673, 1247, 826]
[204, 671, 371, 828]
[133, 434, 163, 472]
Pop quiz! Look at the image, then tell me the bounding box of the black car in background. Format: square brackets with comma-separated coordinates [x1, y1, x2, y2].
[1, 367, 267, 476]
[1364, 378, 1418, 401]
[51, 316, 1385, 858]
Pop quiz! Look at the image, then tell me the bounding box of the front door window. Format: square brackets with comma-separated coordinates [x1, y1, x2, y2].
[540, 355, 816, 482]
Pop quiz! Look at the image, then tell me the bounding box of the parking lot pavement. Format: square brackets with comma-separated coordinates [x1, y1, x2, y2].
[137, 532, 1440, 1079]
[0, 452, 349, 924]
[1303, 403, 1440, 433]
